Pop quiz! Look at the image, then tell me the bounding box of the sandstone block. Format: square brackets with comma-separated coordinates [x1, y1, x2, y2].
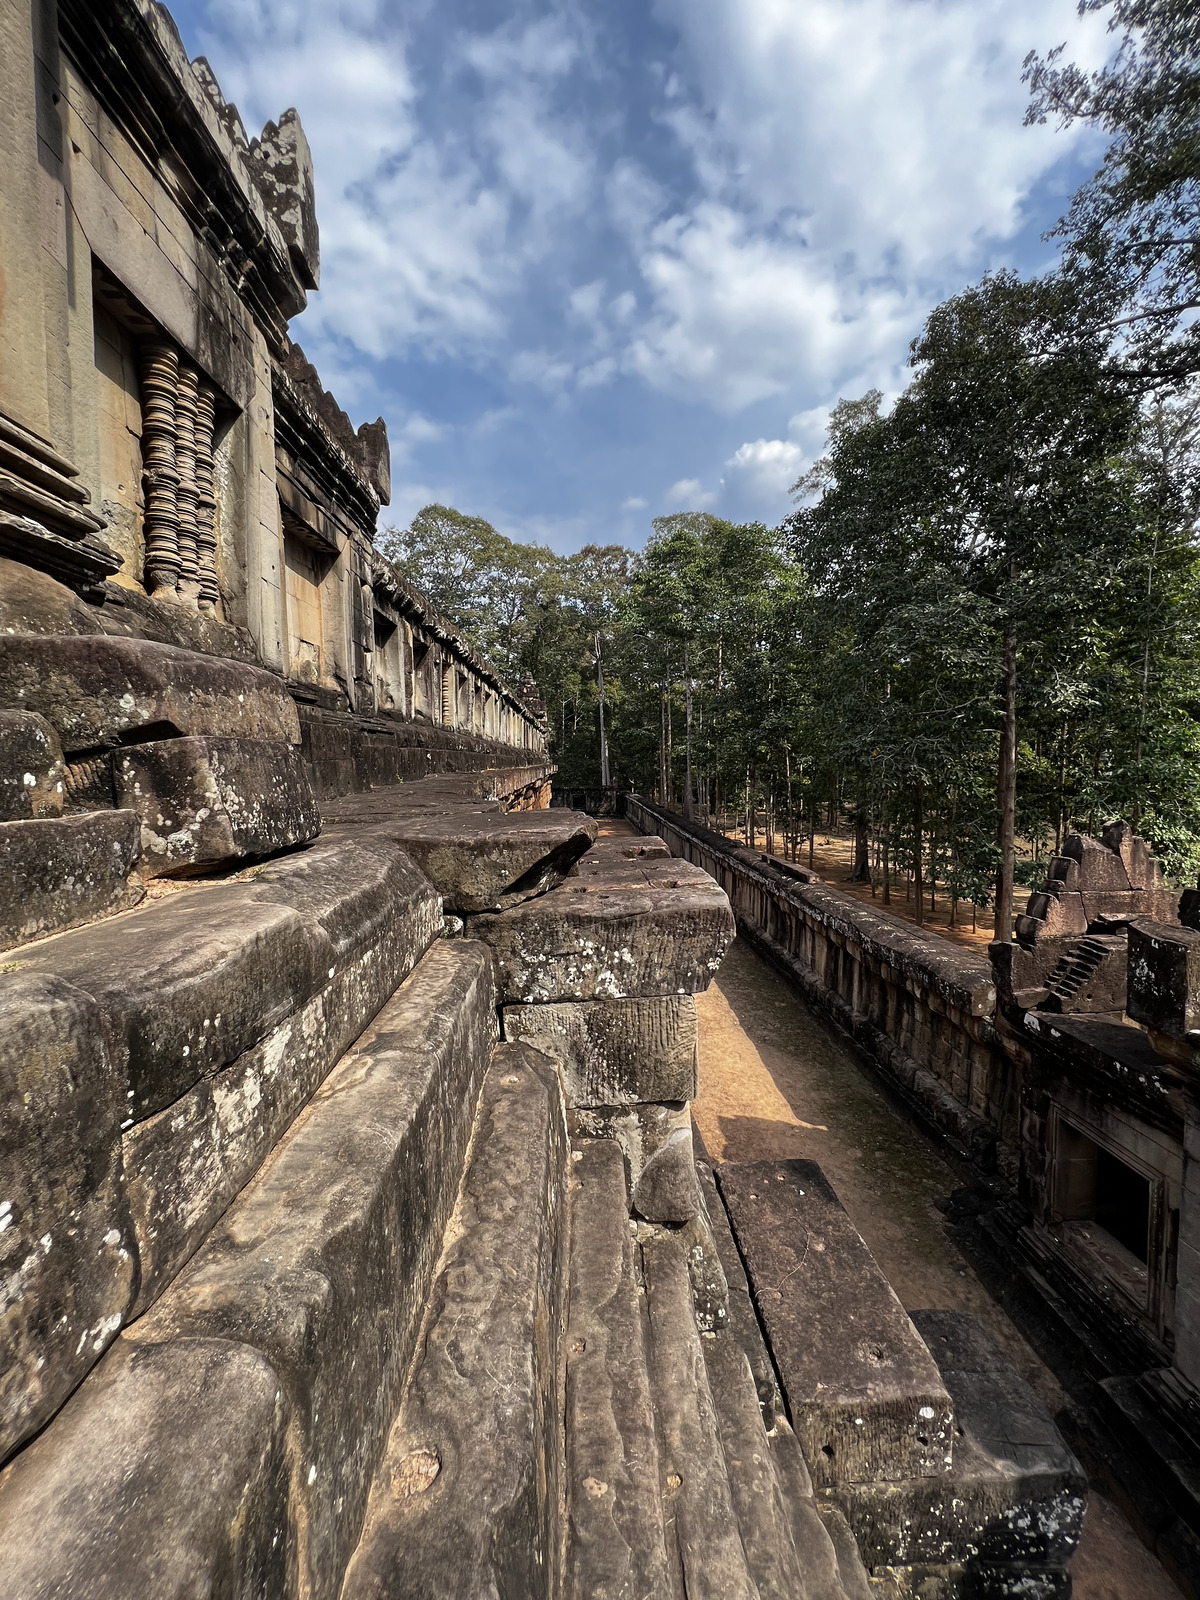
[1019, 888, 1086, 940]
[1127, 921, 1200, 1040]
[575, 1101, 699, 1222]
[0, 710, 64, 820]
[1063, 833, 1130, 891]
[835, 1311, 1085, 1576]
[565, 1140, 671, 1600]
[466, 856, 734, 1003]
[123, 840, 444, 1307]
[0, 1337, 291, 1599]
[18, 886, 326, 1119]
[114, 735, 319, 876]
[129, 941, 496, 1599]
[326, 804, 596, 912]
[642, 1231, 760, 1600]
[0, 632, 300, 751]
[717, 1159, 954, 1486]
[502, 994, 698, 1105]
[0, 810, 143, 951]
[341, 1046, 567, 1600]
[0, 973, 136, 1465]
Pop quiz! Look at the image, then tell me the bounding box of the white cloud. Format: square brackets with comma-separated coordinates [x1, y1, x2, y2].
[665, 478, 719, 510]
[621, 496, 649, 511]
[724, 437, 806, 505]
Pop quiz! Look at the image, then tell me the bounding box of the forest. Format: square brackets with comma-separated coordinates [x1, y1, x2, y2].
[380, 0, 1200, 935]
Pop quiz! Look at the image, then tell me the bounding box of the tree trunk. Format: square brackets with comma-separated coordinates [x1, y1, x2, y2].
[808, 798, 816, 867]
[913, 784, 924, 928]
[852, 807, 870, 881]
[659, 692, 667, 805]
[595, 632, 610, 788]
[683, 648, 694, 819]
[882, 827, 891, 905]
[995, 625, 1018, 945]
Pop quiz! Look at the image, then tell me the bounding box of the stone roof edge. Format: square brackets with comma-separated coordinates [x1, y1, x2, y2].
[368, 560, 547, 729]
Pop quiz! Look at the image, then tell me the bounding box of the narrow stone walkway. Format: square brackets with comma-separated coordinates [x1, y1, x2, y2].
[692, 935, 1184, 1600]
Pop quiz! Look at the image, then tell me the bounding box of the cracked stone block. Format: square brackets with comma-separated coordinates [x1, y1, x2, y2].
[834, 1311, 1085, 1581]
[325, 804, 596, 912]
[341, 1046, 567, 1600]
[717, 1159, 954, 1488]
[1127, 921, 1200, 1039]
[0, 633, 300, 751]
[0, 1337, 291, 1599]
[0, 972, 137, 1465]
[114, 735, 320, 877]
[502, 994, 698, 1106]
[0, 710, 64, 820]
[120, 839, 443, 1309]
[466, 855, 734, 1003]
[0, 810, 143, 951]
[128, 941, 496, 1600]
[574, 1102, 699, 1222]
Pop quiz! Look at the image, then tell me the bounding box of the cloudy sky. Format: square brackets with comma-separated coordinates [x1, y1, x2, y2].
[168, 0, 1113, 550]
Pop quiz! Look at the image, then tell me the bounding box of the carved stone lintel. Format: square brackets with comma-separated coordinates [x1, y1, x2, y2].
[194, 380, 219, 614]
[139, 341, 181, 597]
[174, 363, 200, 609]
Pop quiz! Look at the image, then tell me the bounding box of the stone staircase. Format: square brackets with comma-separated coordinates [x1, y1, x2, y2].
[1041, 933, 1126, 1013]
[0, 633, 1089, 1598]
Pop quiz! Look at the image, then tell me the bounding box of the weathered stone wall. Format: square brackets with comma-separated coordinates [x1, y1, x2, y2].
[625, 796, 1019, 1184]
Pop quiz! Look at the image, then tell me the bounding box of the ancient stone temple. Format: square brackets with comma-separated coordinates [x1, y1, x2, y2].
[0, 4, 1096, 1598]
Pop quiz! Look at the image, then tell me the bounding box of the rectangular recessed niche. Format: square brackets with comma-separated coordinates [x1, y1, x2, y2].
[1053, 1117, 1153, 1303]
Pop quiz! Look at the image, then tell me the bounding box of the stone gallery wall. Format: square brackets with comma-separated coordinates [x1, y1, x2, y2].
[625, 795, 1018, 1182]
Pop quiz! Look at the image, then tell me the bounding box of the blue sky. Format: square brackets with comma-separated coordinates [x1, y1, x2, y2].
[167, 0, 1114, 552]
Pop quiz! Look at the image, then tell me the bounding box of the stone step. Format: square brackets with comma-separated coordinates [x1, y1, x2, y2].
[113, 734, 320, 878]
[0, 631, 301, 752]
[698, 1159, 873, 1600]
[832, 1311, 1086, 1593]
[717, 1160, 954, 1488]
[466, 852, 735, 1004]
[0, 809, 143, 951]
[503, 993, 699, 1108]
[641, 1229, 760, 1600]
[564, 1139, 673, 1600]
[0, 938, 497, 1599]
[325, 796, 596, 912]
[1, 836, 442, 1459]
[340, 1041, 568, 1600]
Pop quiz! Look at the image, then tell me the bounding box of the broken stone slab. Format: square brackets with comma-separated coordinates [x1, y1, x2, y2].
[696, 1160, 781, 1430]
[325, 805, 596, 912]
[0, 810, 144, 951]
[341, 1044, 567, 1600]
[1127, 921, 1200, 1040]
[575, 1101, 700, 1222]
[641, 1230, 760, 1600]
[833, 1311, 1085, 1579]
[465, 855, 734, 1003]
[16, 885, 326, 1121]
[0, 972, 137, 1466]
[0, 710, 64, 820]
[123, 840, 444, 1309]
[502, 994, 699, 1106]
[0, 1337, 291, 1599]
[128, 940, 496, 1600]
[564, 1139, 672, 1600]
[701, 1322, 811, 1600]
[717, 1159, 954, 1487]
[0, 633, 300, 751]
[113, 735, 319, 877]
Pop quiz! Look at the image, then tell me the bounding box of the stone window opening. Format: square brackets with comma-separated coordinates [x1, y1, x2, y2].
[281, 514, 335, 685]
[1051, 1115, 1162, 1312]
[372, 609, 402, 712]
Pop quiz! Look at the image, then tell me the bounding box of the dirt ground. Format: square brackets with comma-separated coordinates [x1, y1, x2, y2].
[692, 933, 1184, 1600]
[725, 823, 999, 953]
